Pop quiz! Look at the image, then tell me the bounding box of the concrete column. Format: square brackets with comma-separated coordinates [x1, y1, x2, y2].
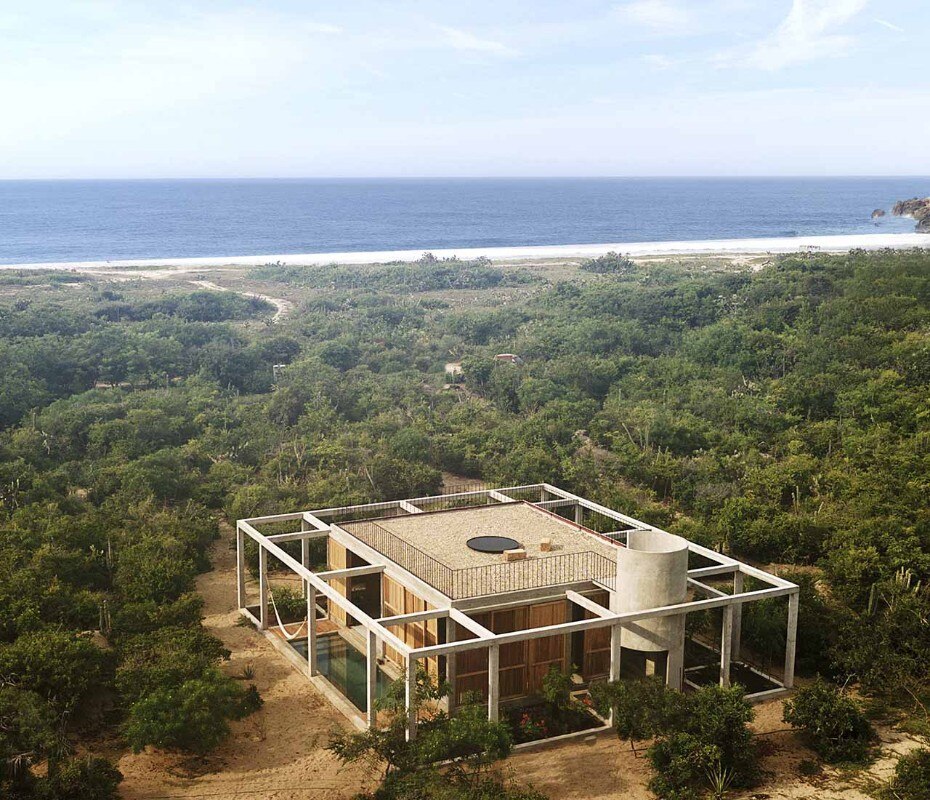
[258, 545, 269, 631]
[405, 656, 417, 741]
[446, 620, 458, 715]
[667, 637, 684, 691]
[609, 623, 622, 682]
[307, 585, 318, 676]
[574, 502, 584, 525]
[731, 571, 744, 662]
[366, 628, 378, 729]
[300, 521, 310, 600]
[784, 592, 799, 689]
[487, 644, 500, 723]
[236, 525, 246, 611]
[720, 605, 733, 688]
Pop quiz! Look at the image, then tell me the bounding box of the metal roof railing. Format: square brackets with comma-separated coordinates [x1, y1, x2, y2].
[348, 519, 616, 599]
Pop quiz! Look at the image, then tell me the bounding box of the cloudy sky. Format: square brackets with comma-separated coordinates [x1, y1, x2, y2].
[1, 0, 927, 178]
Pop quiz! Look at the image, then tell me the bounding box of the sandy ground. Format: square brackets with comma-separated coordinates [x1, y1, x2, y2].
[2, 232, 926, 271]
[116, 524, 376, 800]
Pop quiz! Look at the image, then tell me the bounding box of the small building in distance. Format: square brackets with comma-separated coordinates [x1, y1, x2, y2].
[494, 353, 524, 365]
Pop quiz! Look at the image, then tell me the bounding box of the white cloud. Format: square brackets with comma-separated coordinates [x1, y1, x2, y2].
[614, 0, 692, 34]
[874, 17, 904, 33]
[642, 53, 677, 69]
[435, 25, 519, 56]
[741, 0, 869, 70]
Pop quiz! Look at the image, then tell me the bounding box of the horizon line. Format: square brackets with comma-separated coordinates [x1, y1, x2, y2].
[1, 174, 929, 183]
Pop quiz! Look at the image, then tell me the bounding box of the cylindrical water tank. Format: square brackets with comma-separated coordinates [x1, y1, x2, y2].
[612, 529, 689, 688]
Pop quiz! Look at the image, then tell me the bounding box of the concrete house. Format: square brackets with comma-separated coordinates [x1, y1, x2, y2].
[236, 484, 798, 740]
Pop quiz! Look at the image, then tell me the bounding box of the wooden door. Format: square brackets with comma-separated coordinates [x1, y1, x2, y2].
[528, 600, 567, 692]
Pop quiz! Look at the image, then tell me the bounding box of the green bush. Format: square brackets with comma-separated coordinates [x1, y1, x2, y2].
[783, 679, 875, 763]
[0, 631, 113, 715]
[123, 669, 260, 754]
[580, 252, 635, 274]
[886, 749, 930, 800]
[45, 756, 123, 800]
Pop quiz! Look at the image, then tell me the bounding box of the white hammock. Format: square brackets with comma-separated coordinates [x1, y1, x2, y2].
[268, 586, 309, 641]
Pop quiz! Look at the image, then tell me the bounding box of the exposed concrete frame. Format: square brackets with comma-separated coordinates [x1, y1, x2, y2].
[238, 483, 799, 740]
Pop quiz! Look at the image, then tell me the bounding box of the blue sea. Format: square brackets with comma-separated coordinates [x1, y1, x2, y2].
[0, 177, 926, 265]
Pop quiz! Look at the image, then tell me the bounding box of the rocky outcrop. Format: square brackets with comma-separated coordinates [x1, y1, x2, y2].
[871, 208, 886, 219]
[892, 197, 930, 232]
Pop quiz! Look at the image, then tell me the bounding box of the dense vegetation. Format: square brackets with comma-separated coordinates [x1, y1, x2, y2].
[2, 248, 929, 794]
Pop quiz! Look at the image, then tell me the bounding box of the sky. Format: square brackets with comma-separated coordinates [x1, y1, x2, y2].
[1, 0, 928, 178]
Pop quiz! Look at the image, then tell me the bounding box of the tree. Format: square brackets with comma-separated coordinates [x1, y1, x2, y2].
[0, 631, 113, 716]
[783, 679, 875, 763]
[123, 669, 261, 754]
[0, 687, 60, 797]
[328, 669, 520, 800]
[45, 756, 123, 800]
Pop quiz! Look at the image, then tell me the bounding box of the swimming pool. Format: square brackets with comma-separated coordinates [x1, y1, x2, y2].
[289, 634, 393, 712]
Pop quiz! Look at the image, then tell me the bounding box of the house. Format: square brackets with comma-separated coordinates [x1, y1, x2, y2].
[236, 484, 798, 740]
[494, 353, 524, 364]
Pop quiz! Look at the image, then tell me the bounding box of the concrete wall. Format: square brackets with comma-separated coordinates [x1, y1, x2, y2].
[613, 529, 688, 689]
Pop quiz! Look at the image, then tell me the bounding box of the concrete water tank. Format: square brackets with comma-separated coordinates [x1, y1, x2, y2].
[612, 529, 688, 689]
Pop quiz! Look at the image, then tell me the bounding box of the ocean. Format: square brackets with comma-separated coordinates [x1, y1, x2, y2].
[0, 177, 926, 265]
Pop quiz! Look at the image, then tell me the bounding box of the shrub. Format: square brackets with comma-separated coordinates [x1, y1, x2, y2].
[115, 626, 230, 704]
[590, 675, 684, 748]
[783, 679, 875, 762]
[45, 756, 123, 800]
[0, 631, 113, 715]
[580, 252, 635, 274]
[886, 749, 930, 800]
[123, 669, 260, 754]
[648, 732, 722, 800]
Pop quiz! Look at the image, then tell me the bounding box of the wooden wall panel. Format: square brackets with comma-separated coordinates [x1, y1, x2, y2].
[582, 590, 612, 680]
[528, 600, 567, 692]
[327, 539, 348, 626]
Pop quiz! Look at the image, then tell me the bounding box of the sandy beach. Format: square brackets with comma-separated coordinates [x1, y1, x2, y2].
[3, 232, 926, 271]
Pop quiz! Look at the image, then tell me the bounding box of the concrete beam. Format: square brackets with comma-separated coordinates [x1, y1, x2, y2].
[688, 564, 739, 579]
[449, 608, 495, 640]
[315, 564, 386, 581]
[267, 529, 329, 543]
[567, 590, 613, 618]
[688, 578, 728, 598]
[489, 490, 516, 503]
[258, 545, 269, 631]
[378, 608, 450, 627]
[307, 586, 318, 676]
[399, 500, 424, 514]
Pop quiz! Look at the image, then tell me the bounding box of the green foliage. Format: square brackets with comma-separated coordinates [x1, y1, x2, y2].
[0, 631, 113, 715]
[329, 671, 519, 800]
[0, 687, 60, 796]
[589, 675, 684, 745]
[123, 669, 260, 754]
[885, 749, 930, 800]
[580, 252, 635, 274]
[44, 756, 123, 800]
[783, 679, 876, 763]
[830, 571, 930, 705]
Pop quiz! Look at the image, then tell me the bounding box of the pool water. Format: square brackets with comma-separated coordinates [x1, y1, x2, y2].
[289, 634, 392, 712]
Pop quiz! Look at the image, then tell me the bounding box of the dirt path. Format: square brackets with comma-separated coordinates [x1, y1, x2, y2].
[117, 523, 374, 800]
[189, 279, 293, 322]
